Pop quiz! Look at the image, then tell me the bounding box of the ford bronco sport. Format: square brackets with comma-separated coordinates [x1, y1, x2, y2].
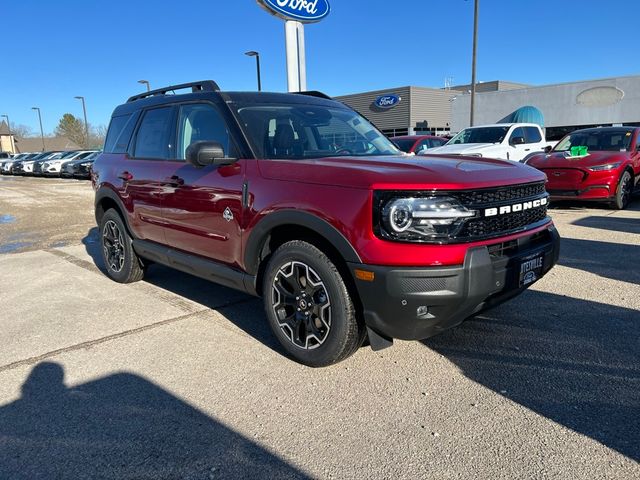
[93, 81, 560, 367]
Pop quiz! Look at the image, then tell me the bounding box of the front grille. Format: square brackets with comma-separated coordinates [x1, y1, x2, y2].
[456, 182, 546, 207]
[460, 205, 548, 238]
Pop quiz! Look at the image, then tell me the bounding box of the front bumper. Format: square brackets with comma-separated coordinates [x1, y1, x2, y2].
[349, 225, 560, 341]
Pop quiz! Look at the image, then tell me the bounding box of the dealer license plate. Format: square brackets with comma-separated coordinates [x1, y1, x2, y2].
[519, 252, 544, 287]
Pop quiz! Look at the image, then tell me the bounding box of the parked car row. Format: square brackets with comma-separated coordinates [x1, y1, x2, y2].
[0, 150, 100, 179]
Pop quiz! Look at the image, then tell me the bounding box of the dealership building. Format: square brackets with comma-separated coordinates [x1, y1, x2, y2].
[336, 75, 640, 141]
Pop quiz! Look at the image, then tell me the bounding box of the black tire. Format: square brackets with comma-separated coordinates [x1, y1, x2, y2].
[99, 209, 145, 283]
[262, 240, 363, 367]
[613, 170, 632, 210]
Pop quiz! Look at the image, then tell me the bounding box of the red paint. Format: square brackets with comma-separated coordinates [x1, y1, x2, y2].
[95, 152, 554, 269]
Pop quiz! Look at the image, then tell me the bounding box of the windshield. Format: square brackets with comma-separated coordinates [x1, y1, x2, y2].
[447, 126, 510, 145]
[235, 103, 401, 159]
[553, 129, 634, 152]
[392, 138, 417, 153]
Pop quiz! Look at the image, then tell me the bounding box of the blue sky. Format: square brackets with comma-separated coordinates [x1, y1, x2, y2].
[1, 0, 638, 133]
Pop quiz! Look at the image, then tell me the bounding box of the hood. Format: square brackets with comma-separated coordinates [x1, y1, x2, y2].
[527, 150, 630, 169]
[426, 143, 496, 155]
[258, 154, 545, 190]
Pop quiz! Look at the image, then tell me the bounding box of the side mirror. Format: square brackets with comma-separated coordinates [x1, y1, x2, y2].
[544, 145, 553, 153]
[185, 141, 236, 167]
[510, 136, 526, 146]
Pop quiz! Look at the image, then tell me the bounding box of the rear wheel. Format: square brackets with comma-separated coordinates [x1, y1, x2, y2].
[613, 170, 632, 210]
[100, 209, 145, 283]
[263, 241, 363, 367]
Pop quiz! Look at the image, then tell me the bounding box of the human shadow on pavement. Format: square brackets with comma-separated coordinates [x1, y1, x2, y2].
[423, 290, 640, 462]
[558, 237, 640, 284]
[82, 227, 281, 353]
[0, 362, 311, 480]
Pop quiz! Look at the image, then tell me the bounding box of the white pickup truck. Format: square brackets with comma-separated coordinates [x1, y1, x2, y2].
[424, 123, 555, 162]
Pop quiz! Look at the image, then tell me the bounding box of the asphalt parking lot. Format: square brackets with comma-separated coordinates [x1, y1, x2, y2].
[0, 175, 638, 479]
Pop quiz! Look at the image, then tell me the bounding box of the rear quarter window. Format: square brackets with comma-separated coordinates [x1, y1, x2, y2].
[104, 111, 140, 154]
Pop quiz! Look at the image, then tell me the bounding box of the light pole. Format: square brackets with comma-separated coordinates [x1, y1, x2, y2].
[469, 0, 479, 126]
[74, 96, 89, 148]
[244, 51, 262, 92]
[138, 80, 151, 92]
[1, 114, 14, 153]
[31, 107, 45, 151]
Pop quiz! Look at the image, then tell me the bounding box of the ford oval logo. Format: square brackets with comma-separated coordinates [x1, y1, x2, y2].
[374, 95, 401, 109]
[257, 0, 331, 23]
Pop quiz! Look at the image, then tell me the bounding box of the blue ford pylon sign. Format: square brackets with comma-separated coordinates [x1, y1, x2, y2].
[374, 95, 401, 109]
[257, 0, 331, 23]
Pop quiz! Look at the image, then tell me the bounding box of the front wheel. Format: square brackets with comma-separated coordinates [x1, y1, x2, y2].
[99, 209, 145, 283]
[613, 170, 632, 210]
[262, 241, 364, 367]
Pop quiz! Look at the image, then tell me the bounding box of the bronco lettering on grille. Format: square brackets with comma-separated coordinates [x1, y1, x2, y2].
[484, 197, 548, 217]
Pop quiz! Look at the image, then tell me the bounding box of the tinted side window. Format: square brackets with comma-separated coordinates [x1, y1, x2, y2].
[104, 111, 141, 154]
[104, 114, 129, 153]
[510, 127, 525, 143]
[524, 126, 542, 143]
[134, 107, 174, 159]
[177, 104, 230, 160]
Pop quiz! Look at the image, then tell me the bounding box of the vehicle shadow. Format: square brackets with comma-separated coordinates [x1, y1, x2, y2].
[423, 290, 640, 462]
[0, 362, 311, 479]
[82, 228, 282, 353]
[570, 215, 640, 235]
[558, 237, 640, 284]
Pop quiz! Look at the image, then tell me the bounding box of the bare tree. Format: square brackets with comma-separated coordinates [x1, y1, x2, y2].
[88, 124, 107, 149]
[11, 124, 34, 138]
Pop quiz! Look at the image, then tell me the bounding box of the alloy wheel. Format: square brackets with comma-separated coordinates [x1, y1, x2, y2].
[102, 220, 125, 273]
[271, 261, 331, 349]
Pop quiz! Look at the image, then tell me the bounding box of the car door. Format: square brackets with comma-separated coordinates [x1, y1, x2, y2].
[508, 127, 529, 161]
[121, 105, 178, 244]
[162, 102, 244, 267]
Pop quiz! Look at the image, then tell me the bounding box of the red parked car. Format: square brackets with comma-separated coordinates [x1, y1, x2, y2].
[93, 81, 559, 366]
[526, 127, 640, 209]
[391, 135, 447, 154]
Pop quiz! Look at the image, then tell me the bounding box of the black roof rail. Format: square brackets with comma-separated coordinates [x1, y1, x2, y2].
[295, 91, 333, 100]
[127, 80, 220, 103]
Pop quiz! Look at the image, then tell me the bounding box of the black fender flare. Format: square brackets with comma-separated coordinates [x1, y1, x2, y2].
[243, 210, 362, 275]
[94, 186, 136, 237]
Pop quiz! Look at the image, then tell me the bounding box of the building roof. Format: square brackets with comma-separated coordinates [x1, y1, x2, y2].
[0, 121, 10, 135]
[450, 80, 531, 93]
[15, 136, 81, 153]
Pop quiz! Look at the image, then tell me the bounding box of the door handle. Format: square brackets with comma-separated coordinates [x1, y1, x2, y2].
[165, 175, 184, 186]
[118, 171, 133, 181]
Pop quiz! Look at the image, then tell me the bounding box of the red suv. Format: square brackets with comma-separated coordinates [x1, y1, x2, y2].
[93, 81, 560, 366]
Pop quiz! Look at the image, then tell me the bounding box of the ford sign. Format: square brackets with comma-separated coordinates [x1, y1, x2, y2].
[374, 95, 401, 109]
[257, 0, 331, 23]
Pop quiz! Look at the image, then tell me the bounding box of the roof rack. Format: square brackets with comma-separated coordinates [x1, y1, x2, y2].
[127, 80, 220, 103]
[295, 91, 333, 100]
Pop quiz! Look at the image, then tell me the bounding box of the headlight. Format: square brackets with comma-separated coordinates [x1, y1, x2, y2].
[80, 161, 92, 166]
[377, 195, 477, 242]
[588, 162, 621, 172]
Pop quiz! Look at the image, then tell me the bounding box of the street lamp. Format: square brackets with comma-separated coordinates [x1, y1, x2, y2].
[244, 51, 262, 92]
[1, 114, 14, 153]
[138, 80, 151, 92]
[469, 0, 479, 126]
[74, 96, 90, 148]
[31, 107, 45, 151]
